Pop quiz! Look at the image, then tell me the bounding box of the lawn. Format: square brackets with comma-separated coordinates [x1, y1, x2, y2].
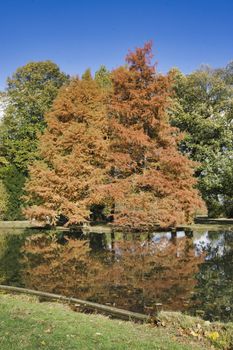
[0, 293, 232, 350]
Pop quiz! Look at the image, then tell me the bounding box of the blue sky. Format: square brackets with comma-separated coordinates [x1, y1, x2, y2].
[0, 0, 233, 89]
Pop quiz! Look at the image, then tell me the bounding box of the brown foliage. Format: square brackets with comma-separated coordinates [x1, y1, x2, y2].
[100, 42, 205, 229]
[24, 76, 108, 224]
[24, 43, 205, 228]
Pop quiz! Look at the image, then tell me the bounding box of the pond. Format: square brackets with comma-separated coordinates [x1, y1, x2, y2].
[0, 227, 232, 322]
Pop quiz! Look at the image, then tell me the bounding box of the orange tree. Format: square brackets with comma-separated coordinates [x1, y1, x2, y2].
[24, 75, 108, 224]
[100, 42, 205, 229]
[25, 43, 205, 228]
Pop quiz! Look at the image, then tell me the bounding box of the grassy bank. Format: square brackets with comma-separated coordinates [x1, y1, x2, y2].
[0, 294, 232, 350]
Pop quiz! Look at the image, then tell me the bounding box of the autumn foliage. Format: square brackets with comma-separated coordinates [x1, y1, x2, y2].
[100, 42, 205, 228]
[25, 43, 205, 229]
[24, 76, 108, 224]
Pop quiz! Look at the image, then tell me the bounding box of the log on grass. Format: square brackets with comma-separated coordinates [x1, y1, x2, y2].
[0, 284, 152, 322]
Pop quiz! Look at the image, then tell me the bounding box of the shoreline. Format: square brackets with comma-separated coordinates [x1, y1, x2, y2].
[0, 218, 233, 232]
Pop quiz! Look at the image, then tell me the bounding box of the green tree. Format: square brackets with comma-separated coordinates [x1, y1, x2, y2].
[0, 180, 9, 219]
[171, 67, 233, 217]
[0, 61, 68, 219]
[216, 61, 233, 85]
[1, 61, 68, 172]
[0, 165, 25, 220]
[95, 65, 112, 90]
[0, 156, 9, 219]
[0, 92, 7, 120]
[82, 68, 92, 81]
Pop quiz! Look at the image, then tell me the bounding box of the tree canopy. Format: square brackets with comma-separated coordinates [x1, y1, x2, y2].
[0, 61, 68, 172]
[98, 42, 205, 229]
[95, 65, 112, 90]
[0, 61, 68, 219]
[171, 66, 233, 217]
[2, 45, 232, 225]
[24, 76, 108, 224]
[25, 43, 205, 228]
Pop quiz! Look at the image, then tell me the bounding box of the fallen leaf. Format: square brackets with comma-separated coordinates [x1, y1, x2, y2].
[44, 328, 52, 333]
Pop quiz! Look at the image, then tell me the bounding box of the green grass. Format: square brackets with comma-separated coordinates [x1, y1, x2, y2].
[0, 294, 232, 350]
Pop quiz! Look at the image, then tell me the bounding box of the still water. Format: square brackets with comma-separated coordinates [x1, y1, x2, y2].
[0, 228, 232, 322]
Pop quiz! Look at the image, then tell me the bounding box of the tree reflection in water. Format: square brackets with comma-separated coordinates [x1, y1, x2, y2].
[0, 229, 26, 285]
[20, 230, 206, 315]
[190, 231, 233, 322]
[0, 228, 230, 321]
